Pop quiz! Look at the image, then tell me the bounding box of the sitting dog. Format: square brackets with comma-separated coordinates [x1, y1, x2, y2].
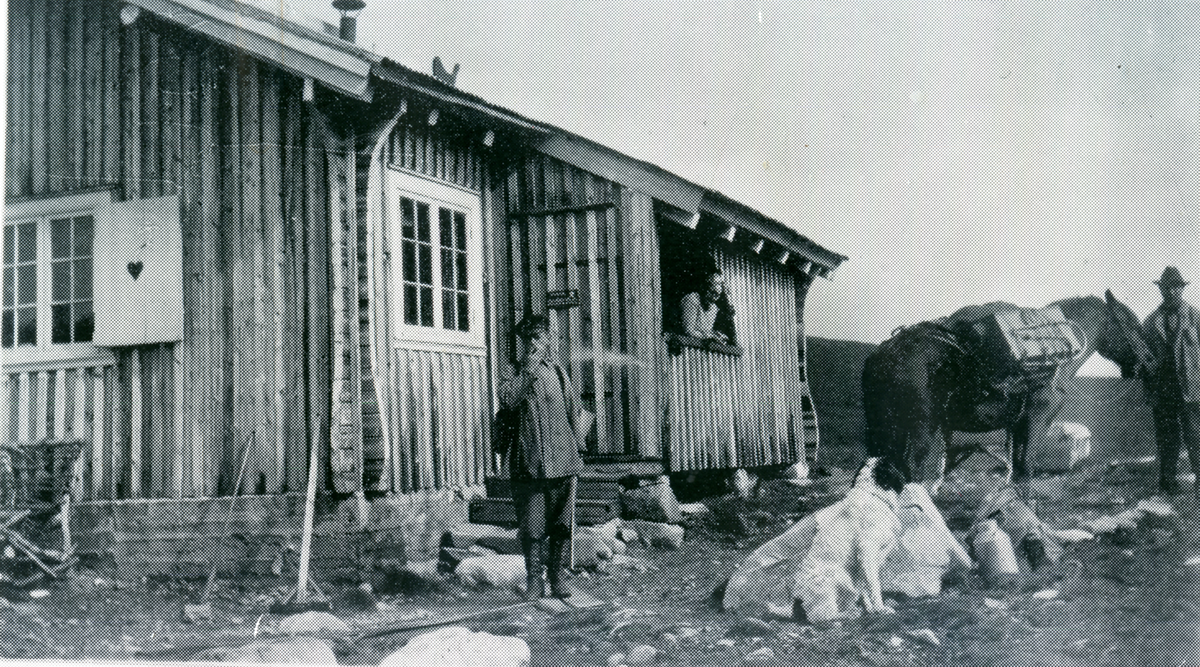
[790, 456, 906, 622]
[720, 457, 907, 621]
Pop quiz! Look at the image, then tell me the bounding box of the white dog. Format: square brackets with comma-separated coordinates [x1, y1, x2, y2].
[881, 483, 973, 598]
[789, 457, 906, 622]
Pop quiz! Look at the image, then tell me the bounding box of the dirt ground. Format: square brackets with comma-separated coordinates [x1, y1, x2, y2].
[2, 455, 1200, 666]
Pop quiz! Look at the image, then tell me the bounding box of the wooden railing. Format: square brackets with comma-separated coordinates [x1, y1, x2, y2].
[2, 358, 117, 502]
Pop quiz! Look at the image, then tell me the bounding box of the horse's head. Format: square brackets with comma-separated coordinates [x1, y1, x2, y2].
[1099, 290, 1149, 378]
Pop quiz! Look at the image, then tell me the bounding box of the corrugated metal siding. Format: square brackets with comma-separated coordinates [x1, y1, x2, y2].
[666, 248, 818, 471]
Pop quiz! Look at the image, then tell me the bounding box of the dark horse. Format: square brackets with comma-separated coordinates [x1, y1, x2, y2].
[862, 295, 1143, 490]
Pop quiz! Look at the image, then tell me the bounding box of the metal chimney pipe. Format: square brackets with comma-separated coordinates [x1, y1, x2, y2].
[333, 0, 366, 42]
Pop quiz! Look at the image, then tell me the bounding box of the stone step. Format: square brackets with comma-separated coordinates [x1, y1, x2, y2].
[469, 498, 620, 527]
[484, 477, 623, 501]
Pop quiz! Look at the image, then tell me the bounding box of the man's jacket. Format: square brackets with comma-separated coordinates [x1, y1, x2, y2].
[498, 360, 584, 479]
[1144, 301, 1200, 404]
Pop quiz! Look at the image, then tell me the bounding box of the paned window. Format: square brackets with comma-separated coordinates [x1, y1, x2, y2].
[390, 177, 482, 350]
[3, 215, 94, 349]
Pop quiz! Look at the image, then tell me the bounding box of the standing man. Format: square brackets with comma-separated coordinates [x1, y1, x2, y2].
[1143, 267, 1200, 497]
[499, 314, 583, 599]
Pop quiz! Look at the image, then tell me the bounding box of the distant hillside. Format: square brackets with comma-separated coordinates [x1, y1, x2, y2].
[806, 337, 876, 469]
[804, 337, 1155, 471]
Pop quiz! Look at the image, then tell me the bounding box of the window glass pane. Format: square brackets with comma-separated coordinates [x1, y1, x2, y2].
[17, 223, 35, 263]
[457, 252, 468, 291]
[458, 293, 469, 332]
[2, 310, 12, 348]
[17, 306, 36, 345]
[75, 301, 93, 343]
[51, 218, 71, 259]
[3, 225, 13, 265]
[441, 248, 454, 288]
[455, 212, 466, 252]
[74, 258, 91, 299]
[402, 241, 416, 282]
[442, 290, 455, 330]
[52, 304, 71, 343]
[404, 284, 418, 325]
[418, 245, 432, 285]
[74, 216, 92, 257]
[401, 198, 415, 239]
[439, 208, 452, 248]
[419, 287, 433, 327]
[3, 268, 12, 307]
[416, 203, 430, 243]
[52, 261, 70, 301]
[17, 265, 36, 305]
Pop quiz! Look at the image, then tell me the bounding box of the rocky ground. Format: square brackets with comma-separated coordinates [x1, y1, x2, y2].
[1, 453, 1199, 666]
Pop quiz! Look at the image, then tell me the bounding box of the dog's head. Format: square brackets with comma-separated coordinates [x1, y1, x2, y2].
[854, 457, 906, 495]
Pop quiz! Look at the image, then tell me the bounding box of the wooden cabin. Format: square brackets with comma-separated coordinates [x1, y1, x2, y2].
[3, 0, 845, 560]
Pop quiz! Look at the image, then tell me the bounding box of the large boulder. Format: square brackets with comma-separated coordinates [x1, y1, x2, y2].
[621, 477, 682, 523]
[378, 626, 530, 667]
[190, 637, 337, 664]
[455, 554, 528, 593]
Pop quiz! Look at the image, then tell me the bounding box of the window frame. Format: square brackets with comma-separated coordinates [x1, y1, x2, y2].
[387, 175, 485, 352]
[2, 190, 116, 370]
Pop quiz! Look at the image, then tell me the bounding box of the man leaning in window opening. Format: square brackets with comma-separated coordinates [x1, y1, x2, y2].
[498, 314, 584, 600]
[680, 271, 730, 344]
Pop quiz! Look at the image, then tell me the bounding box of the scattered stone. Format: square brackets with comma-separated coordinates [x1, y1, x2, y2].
[625, 521, 685, 550]
[677, 503, 710, 516]
[455, 554, 528, 593]
[716, 639, 737, 648]
[1031, 589, 1059, 600]
[190, 637, 337, 665]
[607, 653, 626, 667]
[1048, 529, 1094, 544]
[181, 603, 213, 624]
[728, 469, 760, 499]
[28, 590, 49, 600]
[443, 524, 519, 549]
[276, 611, 352, 638]
[984, 598, 1007, 610]
[726, 618, 775, 638]
[745, 646, 775, 662]
[906, 629, 941, 646]
[439, 547, 483, 573]
[377, 627, 530, 667]
[621, 477, 682, 524]
[887, 636, 904, 649]
[626, 644, 658, 665]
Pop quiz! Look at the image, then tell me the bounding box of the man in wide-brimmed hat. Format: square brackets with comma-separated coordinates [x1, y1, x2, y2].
[1143, 267, 1200, 496]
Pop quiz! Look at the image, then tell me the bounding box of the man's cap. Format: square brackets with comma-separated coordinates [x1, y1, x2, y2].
[514, 314, 550, 340]
[1155, 266, 1189, 288]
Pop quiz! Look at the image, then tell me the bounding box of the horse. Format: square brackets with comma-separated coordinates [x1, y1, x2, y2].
[862, 295, 1142, 492]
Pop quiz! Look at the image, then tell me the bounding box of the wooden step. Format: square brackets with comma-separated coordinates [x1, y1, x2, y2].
[469, 498, 620, 527]
[485, 477, 623, 501]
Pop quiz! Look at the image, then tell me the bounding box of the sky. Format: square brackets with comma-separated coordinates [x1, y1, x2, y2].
[216, 2, 1200, 369]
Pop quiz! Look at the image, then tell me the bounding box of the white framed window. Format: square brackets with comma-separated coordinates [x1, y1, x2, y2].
[389, 175, 484, 350]
[2, 190, 116, 368]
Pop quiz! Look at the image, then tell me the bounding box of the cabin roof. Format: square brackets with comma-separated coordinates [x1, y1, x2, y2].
[133, 0, 847, 273]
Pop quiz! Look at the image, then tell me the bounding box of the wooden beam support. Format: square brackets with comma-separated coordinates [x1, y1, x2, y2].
[658, 207, 699, 230]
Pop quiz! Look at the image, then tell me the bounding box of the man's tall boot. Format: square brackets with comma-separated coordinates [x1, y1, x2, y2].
[1161, 438, 1181, 495]
[546, 536, 571, 598]
[522, 538, 544, 601]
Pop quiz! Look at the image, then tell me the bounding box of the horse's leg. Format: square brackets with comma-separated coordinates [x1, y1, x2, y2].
[1012, 415, 1031, 501]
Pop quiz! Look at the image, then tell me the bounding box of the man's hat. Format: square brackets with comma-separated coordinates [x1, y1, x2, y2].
[1155, 266, 1189, 288]
[514, 313, 550, 340]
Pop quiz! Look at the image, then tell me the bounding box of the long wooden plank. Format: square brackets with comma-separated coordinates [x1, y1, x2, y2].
[90, 369, 105, 500]
[415, 352, 434, 490]
[196, 47, 219, 497]
[102, 0, 121, 184]
[10, 0, 31, 195]
[128, 350, 142, 497]
[142, 28, 161, 198]
[392, 349, 409, 492]
[15, 373, 31, 443]
[282, 85, 307, 494]
[122, 19, 141, 198]
[68, 0, 85, 187]
[177, 44, 197, 497]
[305, 105, 329, 494]
[46, 0, 66, 191]
[84, 0, 104, 186]
[29, 0, 48, 194]
[565, 208, 584, 394]
[583, 180, 605, 455]
[104, 365, 118, 499]
[263, 72, 286, 494]
[601, 193, 625, 455]
[241, 60, 269, 494]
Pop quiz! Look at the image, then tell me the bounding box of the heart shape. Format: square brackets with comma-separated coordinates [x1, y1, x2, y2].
[128, 261, 144, 280]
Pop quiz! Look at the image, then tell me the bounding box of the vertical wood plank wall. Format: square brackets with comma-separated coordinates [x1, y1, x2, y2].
[4, 1, 334, 500]
[369, 120, 490, 494]
[666, 246, 819, 471]
[496, 153, 663, 460]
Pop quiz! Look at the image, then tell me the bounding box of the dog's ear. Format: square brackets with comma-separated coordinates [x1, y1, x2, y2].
[875, 458, 907, 494]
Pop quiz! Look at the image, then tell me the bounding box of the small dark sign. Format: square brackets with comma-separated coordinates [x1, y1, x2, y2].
[547, 289, 580, 309]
